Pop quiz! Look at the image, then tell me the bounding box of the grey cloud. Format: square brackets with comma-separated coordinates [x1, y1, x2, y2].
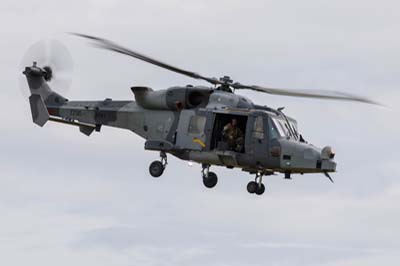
[1, 0, 400, 265]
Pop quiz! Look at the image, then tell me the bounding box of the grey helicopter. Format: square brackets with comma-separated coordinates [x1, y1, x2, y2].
[22, 33, 379, 195]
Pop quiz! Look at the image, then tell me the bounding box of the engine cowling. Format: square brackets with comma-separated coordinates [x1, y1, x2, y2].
[131, 86, 212, 110]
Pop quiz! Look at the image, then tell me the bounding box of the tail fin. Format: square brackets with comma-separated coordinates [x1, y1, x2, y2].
[23, 63, 68, 127]
[29, 94, 49, 127]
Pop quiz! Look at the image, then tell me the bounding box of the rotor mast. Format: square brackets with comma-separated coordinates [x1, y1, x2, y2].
[217, 76, 234, 93]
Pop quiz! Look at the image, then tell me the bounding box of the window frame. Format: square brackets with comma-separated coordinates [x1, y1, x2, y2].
[252, 116, 265, 140]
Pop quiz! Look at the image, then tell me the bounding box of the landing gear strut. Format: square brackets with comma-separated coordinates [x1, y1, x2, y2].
[247, 173, 265, 195]
[149, 152, 168, 177]
[202, 164, 218, 188]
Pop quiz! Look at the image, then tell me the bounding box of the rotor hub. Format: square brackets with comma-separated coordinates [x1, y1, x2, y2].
[219, 75, 233, 85]
[43, 66, 53, 81]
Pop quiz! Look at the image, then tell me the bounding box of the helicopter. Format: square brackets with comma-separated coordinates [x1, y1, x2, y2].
[22, 33, 379, 195]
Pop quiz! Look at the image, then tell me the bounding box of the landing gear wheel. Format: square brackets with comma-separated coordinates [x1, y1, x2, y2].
[255, 183, 265, 195]
[149, 160, 164, 177]
[203, 172, 218, 188]
[247, 181, 258, 194]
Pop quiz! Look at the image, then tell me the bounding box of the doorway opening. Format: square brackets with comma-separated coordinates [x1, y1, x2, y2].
[210, 113, 247, 153]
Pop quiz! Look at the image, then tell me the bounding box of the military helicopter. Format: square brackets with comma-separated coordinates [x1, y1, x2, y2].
[22, 33, 379, 195]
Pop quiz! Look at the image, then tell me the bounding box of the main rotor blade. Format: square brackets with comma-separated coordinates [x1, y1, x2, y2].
[70, 33, 222, 86]
[234, 84, 381, 105]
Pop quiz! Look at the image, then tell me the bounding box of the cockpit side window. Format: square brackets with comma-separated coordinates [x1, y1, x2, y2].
[270, 116, 299, 140]
[252, 116, 264, 139]
[289, 120, 299, 139]
[269, 117, 281, 139]
[283, 122, 294, 138]
[271, 117, 286, 137]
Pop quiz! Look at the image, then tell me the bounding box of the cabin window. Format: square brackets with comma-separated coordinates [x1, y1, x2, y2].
[188, 115, 206, 135]
[269, 118, 281, 139]
[252, 116, 264, 139]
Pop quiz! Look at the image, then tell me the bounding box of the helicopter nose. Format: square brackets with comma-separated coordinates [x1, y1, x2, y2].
[279, 140, 336, 173]
[318, 146, 337, 172]
[321, 146, 335, 160]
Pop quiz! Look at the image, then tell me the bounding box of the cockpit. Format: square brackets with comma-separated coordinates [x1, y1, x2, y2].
[269, 115, 300, 141]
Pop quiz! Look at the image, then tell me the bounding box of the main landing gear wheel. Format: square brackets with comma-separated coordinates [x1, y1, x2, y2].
[255, 183, 265, 195]
[149, 161, 164, 177]
[202, 164, 218, 189]
[247, 181, 258, 193]
[149, 152, 167, 178]
[203, 172, 218, 188]
[247, 173, 265, 195]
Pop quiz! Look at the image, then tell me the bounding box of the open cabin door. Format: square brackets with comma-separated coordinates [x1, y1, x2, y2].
[210, 112, 248, 152]
[247, 114, 269, 167]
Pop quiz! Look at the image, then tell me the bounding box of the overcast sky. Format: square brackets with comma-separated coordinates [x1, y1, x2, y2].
[1, 0, 400, 265]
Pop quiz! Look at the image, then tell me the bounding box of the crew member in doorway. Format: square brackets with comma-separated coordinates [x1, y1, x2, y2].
[222, 118, 244, 152]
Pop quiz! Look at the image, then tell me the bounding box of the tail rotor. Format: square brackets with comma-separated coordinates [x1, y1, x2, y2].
[19, 39, 74, 100]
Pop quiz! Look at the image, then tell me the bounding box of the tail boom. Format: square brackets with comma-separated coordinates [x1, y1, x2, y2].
[23, 63, 147, 137]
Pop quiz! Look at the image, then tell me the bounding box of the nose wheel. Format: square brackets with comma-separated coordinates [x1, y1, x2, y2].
[149, 152, 167, 178]
[247, 173, 265, 195]
[202, 164, 218, 188]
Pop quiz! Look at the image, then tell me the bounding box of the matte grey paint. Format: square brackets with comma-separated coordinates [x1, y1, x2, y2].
[24, 64, 336, 176]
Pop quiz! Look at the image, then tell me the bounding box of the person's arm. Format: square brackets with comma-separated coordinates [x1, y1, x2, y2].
[222, 124, 229, 138]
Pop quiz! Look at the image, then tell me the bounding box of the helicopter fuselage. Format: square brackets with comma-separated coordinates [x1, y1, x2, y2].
[24, 63, 336, 178]
[22, 33, 380, 193]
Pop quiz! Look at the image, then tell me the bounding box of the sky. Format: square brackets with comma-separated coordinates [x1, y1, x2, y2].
[1, 0, 400, 265]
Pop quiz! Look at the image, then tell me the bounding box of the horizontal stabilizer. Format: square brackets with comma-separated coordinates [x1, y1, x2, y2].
[29, 94, 49, 127]
[48, 117, 96, 137]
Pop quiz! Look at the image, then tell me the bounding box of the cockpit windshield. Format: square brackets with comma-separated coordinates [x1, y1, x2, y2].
[270, 116, 299, 140]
